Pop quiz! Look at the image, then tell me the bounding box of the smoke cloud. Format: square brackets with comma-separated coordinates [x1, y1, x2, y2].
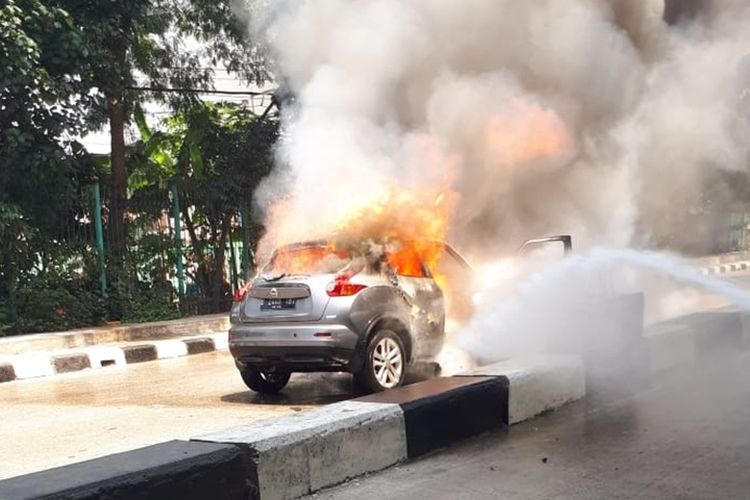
[246, 0, 750, 261]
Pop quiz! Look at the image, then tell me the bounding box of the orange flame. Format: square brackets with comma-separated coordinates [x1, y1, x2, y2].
[485, 99, 573, 167]
[330, 189, 458, 274]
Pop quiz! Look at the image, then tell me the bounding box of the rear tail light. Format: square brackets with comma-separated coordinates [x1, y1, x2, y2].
[234, 281, 253, 301]
[326, 273, 367, 297]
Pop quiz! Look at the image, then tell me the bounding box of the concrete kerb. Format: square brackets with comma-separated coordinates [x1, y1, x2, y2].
[645, 309, 748, 373]
[699, 260, 750, 276]
[0, 440, 252, 500]
[460, 355, 586, 425]
[0, 331, 229, 384]
[197, 400, 407, 500]
[0, 314, 230, 356]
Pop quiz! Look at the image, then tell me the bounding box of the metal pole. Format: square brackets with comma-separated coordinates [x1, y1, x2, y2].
[171, 181, 186, 305]
[229, 229, 239, 292]
[92, 182, 107, 296]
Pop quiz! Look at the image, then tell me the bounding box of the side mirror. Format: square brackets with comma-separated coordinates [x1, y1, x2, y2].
[518, 235, 573, 256]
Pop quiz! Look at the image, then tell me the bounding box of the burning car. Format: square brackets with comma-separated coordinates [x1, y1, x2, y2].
[228, 238, 474, 394]
[229, 235, 571, 394]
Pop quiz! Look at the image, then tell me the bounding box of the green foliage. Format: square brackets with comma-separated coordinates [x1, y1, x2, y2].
[134, 102, 278, 312]
[12, 273, 107, 334]
[0, 1, 276, 333]
[119, 280, 181, 324]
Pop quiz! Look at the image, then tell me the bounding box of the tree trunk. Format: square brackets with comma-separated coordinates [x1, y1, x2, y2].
[211, 218, 230, 313]
[108, 89, 127, 263]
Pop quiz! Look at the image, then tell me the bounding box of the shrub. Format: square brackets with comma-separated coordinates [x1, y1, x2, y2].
[11, 274, 107, 334]
[119, 279, 181, 324]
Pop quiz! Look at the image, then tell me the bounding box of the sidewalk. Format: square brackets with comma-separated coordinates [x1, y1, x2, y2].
[0, 314, 230, 384]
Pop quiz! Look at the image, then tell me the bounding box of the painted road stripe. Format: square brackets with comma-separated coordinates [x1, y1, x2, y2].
[86, 346, 127, 369]
[209, 331, 229, 350]
[358, 376, 508, 457]
[51, 353, 91, 374]
[122, 344, 158, 364]
[184, 337, 215, 354]
[153, 339, 189, 359]
[10, 355, 55, 379]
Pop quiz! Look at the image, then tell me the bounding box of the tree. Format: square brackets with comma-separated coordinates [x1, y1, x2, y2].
[55, 0, 270, 257]
[132, 102, 277, 312]
[0, 0, 102, 325]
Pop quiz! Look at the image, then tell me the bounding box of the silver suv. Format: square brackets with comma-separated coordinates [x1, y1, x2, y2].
[229, 239, 470, 393]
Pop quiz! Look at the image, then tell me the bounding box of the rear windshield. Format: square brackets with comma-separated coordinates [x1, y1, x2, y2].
[263, 245, 352, 276]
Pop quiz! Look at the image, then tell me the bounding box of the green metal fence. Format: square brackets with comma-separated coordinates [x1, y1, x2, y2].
[80, 181, 257, 322]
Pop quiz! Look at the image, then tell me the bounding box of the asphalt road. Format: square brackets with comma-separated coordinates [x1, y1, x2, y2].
[309, 350, 750, 500]
[0, 350, 354, 479]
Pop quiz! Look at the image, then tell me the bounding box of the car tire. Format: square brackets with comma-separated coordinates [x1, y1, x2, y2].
[240, 368, 291, 394]
[356, 329, 407, 393]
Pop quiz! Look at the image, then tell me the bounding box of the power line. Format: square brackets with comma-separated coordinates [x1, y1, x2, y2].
[127, 86, 275, 96]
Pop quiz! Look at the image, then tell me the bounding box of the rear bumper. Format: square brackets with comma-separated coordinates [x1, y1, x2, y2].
[228, 323, 360, 372]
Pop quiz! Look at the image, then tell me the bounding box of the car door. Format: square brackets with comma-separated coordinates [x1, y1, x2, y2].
[385, 246, 445, 360]
[421, 241, 475, 324]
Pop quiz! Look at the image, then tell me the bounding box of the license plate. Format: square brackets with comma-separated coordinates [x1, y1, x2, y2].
[261, 298, 297, 310]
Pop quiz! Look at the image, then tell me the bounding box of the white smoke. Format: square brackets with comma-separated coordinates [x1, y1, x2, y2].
[459, 248, 750, 362]
[246, 0, 750, 260]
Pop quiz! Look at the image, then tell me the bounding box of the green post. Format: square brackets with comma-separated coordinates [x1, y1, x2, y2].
[229, 232, 239, 292]
[171, 181, 186, 304]
[92, 183, 107, 296]
[239, 208, 252, 280]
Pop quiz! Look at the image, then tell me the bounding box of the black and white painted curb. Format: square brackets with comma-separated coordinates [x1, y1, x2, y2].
[0, 355, 585, 500]
[700, 261, 750, 276]
[0, 331, 228, 384]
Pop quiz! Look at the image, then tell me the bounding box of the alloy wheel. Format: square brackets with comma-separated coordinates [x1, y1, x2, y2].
[372, 337, 404, 388]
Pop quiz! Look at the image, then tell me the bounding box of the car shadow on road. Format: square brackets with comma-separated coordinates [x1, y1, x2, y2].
[221, 367, 438, 406]
[220, 372, 364, 406]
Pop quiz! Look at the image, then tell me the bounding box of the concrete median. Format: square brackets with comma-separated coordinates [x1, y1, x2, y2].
[461, 355, 585, 425]
[0, 440, 251, 500]
[645, 309, 748, 372]
[197, 400, 407, 500]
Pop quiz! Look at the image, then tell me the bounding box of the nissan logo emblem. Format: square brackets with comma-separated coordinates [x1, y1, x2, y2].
[270, 288, 278, 298]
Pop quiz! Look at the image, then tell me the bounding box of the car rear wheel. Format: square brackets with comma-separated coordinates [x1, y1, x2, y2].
[356, 329, 406, 392]
[240, 368, 291, 394]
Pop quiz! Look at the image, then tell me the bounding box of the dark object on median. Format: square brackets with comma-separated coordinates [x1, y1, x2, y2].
[184, 337, 216, 355]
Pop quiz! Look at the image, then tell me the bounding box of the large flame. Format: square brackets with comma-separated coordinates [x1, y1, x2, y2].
[256, 97, 572, 301]
[330, 188, 458, 276]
